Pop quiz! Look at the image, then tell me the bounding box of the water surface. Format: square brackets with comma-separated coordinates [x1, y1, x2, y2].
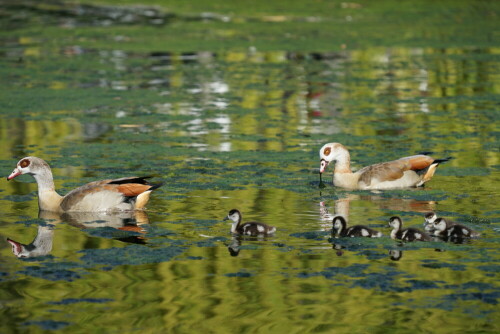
[0, 1, 499, 333]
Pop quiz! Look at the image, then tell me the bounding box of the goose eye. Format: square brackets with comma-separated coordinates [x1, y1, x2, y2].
[20, 159, 30, 168]
[323, 147, 331, 156]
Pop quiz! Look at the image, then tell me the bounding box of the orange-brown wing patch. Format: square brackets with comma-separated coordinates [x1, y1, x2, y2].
[117, 183, 152, 197]
[399, 155, 434, 171]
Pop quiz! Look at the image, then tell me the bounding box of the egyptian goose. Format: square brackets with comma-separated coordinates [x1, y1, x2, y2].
[332, 216, 382, 238]
[432, 217, 480, 240]
[388, 216, 432, 242]
[223, 209, 276, 236]
[319, 143, 450, 189]
[7, 157, 162, 212]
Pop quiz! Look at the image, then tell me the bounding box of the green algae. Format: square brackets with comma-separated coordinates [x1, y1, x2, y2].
[0, 1, 499, 333]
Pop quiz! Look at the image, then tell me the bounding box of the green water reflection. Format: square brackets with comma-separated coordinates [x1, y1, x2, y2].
[0, 0, 499, 333]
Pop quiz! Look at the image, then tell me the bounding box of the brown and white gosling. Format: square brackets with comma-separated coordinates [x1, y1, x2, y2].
[388, 216, 432, 242]
[223, 209, 276, 236]
[332, 216, 382, 238]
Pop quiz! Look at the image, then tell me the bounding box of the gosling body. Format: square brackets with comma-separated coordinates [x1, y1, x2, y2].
[332, 216, 382, 238]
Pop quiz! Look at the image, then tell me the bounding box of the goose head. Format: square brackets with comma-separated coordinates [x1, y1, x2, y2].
[7, 157, 51, 181]
[319, 143, 347, 174]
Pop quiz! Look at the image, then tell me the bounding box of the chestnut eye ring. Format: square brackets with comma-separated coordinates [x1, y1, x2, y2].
[20, 159, 30, 168]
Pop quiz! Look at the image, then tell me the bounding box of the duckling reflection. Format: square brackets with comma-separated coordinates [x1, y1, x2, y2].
[389, 249, 403, 261]
[6, 210, 150, 258]
[319, 194, 436, 230]
[331, 242, 345, 256]
[227, 235, 241, 257]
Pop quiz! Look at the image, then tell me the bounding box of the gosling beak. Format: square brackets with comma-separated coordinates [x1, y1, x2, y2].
[319, 159, 329, 174]
[7, 168, 21, 181]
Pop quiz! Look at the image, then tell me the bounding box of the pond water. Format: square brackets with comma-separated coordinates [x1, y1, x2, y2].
[0, 0, 499, 333]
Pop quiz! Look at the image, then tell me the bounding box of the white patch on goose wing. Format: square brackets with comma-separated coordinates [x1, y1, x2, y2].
[257, 225, 265, 233]
[65, 190, 128, 212]
[415, 233, 422, 240]
[361, 229, 370, 237]
[462, 228, 469, 236]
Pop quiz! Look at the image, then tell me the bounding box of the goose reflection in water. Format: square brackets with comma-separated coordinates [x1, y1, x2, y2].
[6, 210, 149, 258]
[320, 194, 437, 229]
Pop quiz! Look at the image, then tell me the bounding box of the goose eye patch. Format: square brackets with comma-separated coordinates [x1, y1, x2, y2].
[323, 147, 331, 156]
[20, 159, 30, 168]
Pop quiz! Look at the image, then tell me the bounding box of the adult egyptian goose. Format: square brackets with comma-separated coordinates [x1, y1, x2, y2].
[7, 157, 162, 212]
[319, 143, 450, 190]
[332, 216, 382, 238]
[223, 209, 276, 236]
[388, 216, 432, 242]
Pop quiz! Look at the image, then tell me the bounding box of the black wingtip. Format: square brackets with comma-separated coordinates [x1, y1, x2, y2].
[418, 151, 434, 156]
[434, 157, 453, 164]
[149, 182, 164, 191]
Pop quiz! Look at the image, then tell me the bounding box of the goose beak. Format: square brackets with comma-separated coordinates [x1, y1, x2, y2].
[319, 159, 329, 174]
[223, 216, 229, 221]
[7, 168, 21, 181]
[7, 238, 23, 255]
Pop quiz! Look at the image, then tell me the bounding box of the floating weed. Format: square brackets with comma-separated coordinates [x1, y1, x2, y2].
[0, 271, 9, 282]
[290, 230, 329, 241]
[224, 271, 254, 278]
[4, 194, 36, 203]
[194, 236, 227, 247]
[298, 264, 370, 280]
[439, 167, 491, 177]
[79, 244, 185, 267]
[22, 320, 71, 331]
[184, 218, 220, 229]
[19, 263, 83, 282]
[13, 218, 47, 226]
[420, 259, 467, 271]
[431, 292, 499, 307]
[84, 226, 142, 240]
[477, 265, 499, 274]
[48, 298, 114, 305]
